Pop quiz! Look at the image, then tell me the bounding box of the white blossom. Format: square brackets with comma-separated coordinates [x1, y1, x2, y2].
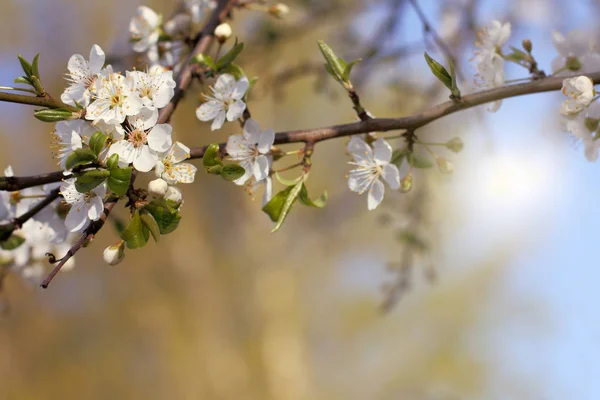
[61, 179, 106, 233]
[103, 241, 125, 266]
[196, 74, 249, 130]
[52, 120, 95, 169]
[551, 30, 600, 74]
[564, 101, 600, 161]
[107, 110, 172, 172]
[85, 73, 143, 124]
[347, 137, 400, 210]
[130, 6, 161, 53]
[155, 142, 197, 185]
[148, 178, 169, 197]
[127, 69, 176, 116]
[184, 0, 216, 24]
[226, 119, 274, 185]
[560, 76, 595, 116]
[61, 44, 106, 107]
[214, 23, 232, 42]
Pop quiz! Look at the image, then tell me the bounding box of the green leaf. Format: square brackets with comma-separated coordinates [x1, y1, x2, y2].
[262, 180, 303, 233]
[31, 53, 40, 78]
[74, 169, 110, 193]
[145, 199, 181, 235]
[17, 53, 33, 78]
[203, 143, 223, 172]
[219, 63, 245, 80]
[275, 172, 302, 186]
[445, 55, 460, 98]
[299, 184, 327, 208]
[140, 212, 160, 243]
[216, 42, 244, 69]
[121, 211, 150, 249]
[220, 164, 245, 181]
[342, 58, 362, 82]
[106, 154, 119, 170]
[390, 148, 409, 169]
[407, 153, 433, 169]
[65, 148, 97, 170]
[13, 76, 32, 86]
[317, 40, 346, 83]
[397, 230, 428, 252]
[33, 108, 74, 122]
[191, 53, 216, 69]
[424, 52, 452, 90]
[0, 234, 25, 250]
[107, 167, 132, 196]
[88, 131, 107, 156]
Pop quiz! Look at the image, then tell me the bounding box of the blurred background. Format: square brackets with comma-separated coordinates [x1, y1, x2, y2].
[2, 0, 600, 398]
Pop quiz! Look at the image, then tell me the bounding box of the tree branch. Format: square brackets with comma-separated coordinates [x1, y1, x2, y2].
[0, 170, 66, 191]
[0, 91, 79, 112]
[0, 188, 60, 241]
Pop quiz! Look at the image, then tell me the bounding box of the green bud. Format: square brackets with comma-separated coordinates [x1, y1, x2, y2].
[103, 241, 125, 266]
[566, 56, 582, 71]
[445, 137, 464, 153]
[400, 173, 412, 193]
[585, 118, 600, 133]
[522, 39, 532, 53]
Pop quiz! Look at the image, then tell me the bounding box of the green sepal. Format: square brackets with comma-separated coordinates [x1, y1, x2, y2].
[107, 167, 132, 196]
[216, 42, 244, 69]
[299, 184, 327, 208]
[65, 148, 98, 170]
[89, 131, 107, 156]
[17, 53, 33, 78]
[34, 108, 74, 122]
[0, 234, 25, 250]
[140, 212, 160, 243]
[220, 164, 245, 181]
[144, 199, 181, 235]
[121, 211, 150, 250]
[74, 169, 110, 193]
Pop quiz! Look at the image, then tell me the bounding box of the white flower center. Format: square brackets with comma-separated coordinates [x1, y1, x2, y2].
[128, 129, 147, 148]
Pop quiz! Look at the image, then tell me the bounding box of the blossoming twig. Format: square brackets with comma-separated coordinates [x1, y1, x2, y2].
[0, 188, 60, 241]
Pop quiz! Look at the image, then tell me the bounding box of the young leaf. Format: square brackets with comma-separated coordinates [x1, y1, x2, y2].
[34, 108, 74, 122]
[14, 76, 32, 86]
[424, 52, 452, 90]
[342, 58, 362, 82]
[144, 199, 181, 234]
[262, 180, 303, 233]
[219, 63, 245, 80]
[191, 53, 216, 69]
[88, 131, 107, 156]
[65, 148, 97, 170]
[0, 234, 25, 251]
[107, 167, 132, 196]
[216, 42, 244, 69]
[121, 211, 150, 250]
[220, 164, 245, 181]
[275, 172, 302, 186]
[203, 143, 223, 171]
[317, 40, 346, 83]
[299, 184, 327, 208]
[106, 154, 119, 170]
[140, 212, 160, 243]
[445, 55, 461, 98]
[31, 53, 40, 78]
[17, 54, 33, 78]
[74, 169, 110, 193]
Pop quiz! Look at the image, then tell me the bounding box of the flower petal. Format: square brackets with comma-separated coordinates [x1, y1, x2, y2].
[367, 179, 385, 210]
[373, 137, 392, 164]
[87, 196, 104, 221]
[226, 99, 246, 121]
[133, 145, 159, 172]
[89, 45, 105, 73]
[196, 101, 222, 121]
[243, 118, 261, 143]
[257, 129, 275, 154]
[65, 202, 90, 232]
[147, 124, 173, 152]
[211, 111, 226, 131]
[382, 164, 400, 189]
[232, 76, 249, 99]
[253, 155, 269, 181]
[348, 136, 373, 162]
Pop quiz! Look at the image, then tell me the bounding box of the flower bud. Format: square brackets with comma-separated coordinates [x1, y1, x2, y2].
[164, 186, 183, 206]
[269, 3, 289, 18]
[148, 178, 168, 197]
[103, 241, 125, 266]
[436, 157, 454, 174]
[400, 173, 412, 193]
[214, 23, 232, 43]
[522, 39, 532, 53]
[445, 137, 463, 153]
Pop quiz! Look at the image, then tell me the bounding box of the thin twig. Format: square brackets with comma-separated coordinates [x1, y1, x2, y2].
[0, 91, 80, 112]
[0, 188, 60, 241]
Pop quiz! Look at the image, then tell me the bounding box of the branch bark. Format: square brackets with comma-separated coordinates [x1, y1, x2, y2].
[0, 91, 79, 112]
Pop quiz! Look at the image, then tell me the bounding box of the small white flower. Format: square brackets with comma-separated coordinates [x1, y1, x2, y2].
[184, 0, 216, 24]
[107, 110, 173, 172]
[560, 76, 595, 116]
[61, 179, 106, 233]
[103, 241, 125, 266]
[127, 69, 176, 115]
[61, 44, 106, 107]
[85, 73, 143, 124]
[164, 186, 183, 206]
[551, 30, 600, 74]
[155, 142, 197, 184]
[196, 74, 249, 130]
[347, 137, 400, 210]
[564, 101, 600, 161]
[52, 120, 95, 169]
[214, 23, 232, 42]
[148, 178, 169, 197]
[226, 119, 274, 185]
[130, 6, 161, 53]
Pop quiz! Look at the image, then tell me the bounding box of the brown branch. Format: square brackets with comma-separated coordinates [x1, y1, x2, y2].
[0, 188, 60, 241]
[40, 196, 118, 289]
[0, 170, 66, 191]
[0, 91, 79, 112]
